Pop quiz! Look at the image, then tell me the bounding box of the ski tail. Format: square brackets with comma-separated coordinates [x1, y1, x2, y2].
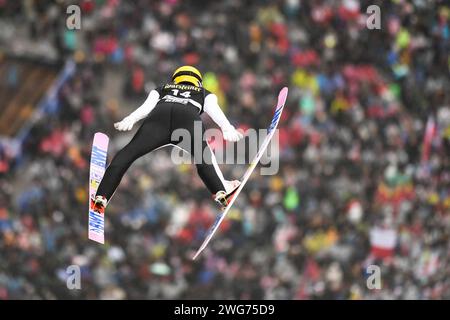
[192, 87, 288, 260]
[88, 132, 109, 244]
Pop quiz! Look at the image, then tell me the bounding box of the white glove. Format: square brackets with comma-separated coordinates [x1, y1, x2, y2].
[114, 116, 136, 131]
[222, 125, 244, 142]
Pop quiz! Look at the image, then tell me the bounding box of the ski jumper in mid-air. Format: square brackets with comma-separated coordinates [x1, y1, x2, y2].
[91, 66, 243, 214]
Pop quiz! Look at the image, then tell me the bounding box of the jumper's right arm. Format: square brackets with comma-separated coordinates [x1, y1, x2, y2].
[114, 90, 160, 131]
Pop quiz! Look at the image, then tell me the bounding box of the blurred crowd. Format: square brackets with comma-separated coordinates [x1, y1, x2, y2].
[1, 0, 450, 299]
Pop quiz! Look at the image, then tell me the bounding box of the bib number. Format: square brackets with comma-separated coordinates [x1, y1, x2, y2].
[171, 89, 191, 98]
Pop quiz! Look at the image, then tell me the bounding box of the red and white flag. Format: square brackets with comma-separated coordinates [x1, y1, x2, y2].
[370, 227, 397, 259]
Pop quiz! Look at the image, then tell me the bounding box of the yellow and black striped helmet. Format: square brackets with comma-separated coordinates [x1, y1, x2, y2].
[172, 66, 202, 87]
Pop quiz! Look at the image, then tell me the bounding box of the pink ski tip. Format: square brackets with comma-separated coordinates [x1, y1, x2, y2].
[277, 87, 288, 106]
[94, 132, 109, 147]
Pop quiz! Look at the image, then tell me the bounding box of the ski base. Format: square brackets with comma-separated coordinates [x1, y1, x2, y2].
[88, 132, 109, 244]
[192, 87, 288, 260]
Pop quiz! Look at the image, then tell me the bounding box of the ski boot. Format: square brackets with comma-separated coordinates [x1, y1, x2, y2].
[90, 195, 107, 214]
[214, 180, 241, 210]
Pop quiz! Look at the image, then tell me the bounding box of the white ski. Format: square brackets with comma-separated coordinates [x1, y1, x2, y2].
[88, 132, 109, 244]
[192, 87, 289, 260]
